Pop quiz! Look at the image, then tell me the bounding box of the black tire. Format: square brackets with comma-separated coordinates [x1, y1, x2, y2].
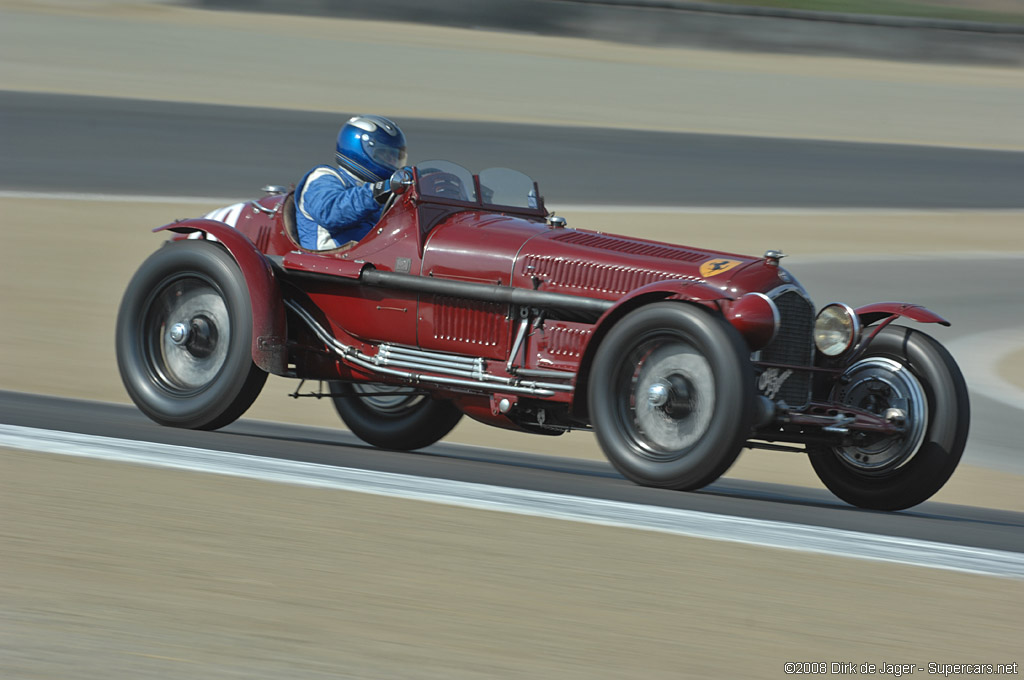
[330, 382, 463, 450]
[809, 325, 969, 511]
[588, 302, 756, 490]
[116, 240, 267, 430]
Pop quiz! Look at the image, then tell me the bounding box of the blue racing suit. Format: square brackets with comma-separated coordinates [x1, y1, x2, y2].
[295, 165, 382, 250]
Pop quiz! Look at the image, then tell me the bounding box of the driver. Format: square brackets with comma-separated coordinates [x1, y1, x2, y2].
[294, 115, 408, 250]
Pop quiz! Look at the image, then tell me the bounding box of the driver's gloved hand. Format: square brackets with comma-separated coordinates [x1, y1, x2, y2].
[372, 168, 414, 204]
[371, 180, 392, 204]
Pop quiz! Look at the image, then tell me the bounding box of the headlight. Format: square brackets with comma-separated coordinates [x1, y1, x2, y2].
[814, 303, 860, 356]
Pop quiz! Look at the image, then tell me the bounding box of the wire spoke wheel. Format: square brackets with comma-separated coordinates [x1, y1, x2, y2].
[809, 325, 969, 511]
[330, 381, 462, 451]
[349, 383, 424, 414]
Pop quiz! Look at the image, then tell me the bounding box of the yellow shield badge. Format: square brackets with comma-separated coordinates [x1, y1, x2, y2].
[699, 258, 743, 277]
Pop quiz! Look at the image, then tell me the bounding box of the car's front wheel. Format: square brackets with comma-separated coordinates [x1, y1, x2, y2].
[116, 240, 267, 430]
[588, 302, 756, 490]
[808, 325, 969, 511]
[330, 382, 463, 450]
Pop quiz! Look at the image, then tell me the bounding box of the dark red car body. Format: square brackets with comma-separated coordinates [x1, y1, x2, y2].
[121, 162, 968, 510]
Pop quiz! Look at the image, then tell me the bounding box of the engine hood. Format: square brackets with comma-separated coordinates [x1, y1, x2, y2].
[422, 215, 800, 303]
[512, 227, 778, 301]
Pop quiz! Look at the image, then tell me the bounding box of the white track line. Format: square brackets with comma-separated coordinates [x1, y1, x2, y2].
[1, 424, 1021, 579]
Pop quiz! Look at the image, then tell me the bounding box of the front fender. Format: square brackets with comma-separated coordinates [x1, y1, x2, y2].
[572, 280, 731, 417]
[155, 219, 287, 374]
[856, 302, 950, 327]
[591, 279, 730, 337]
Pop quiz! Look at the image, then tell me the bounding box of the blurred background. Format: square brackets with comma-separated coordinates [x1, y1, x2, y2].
[1, 1, 1022, 678]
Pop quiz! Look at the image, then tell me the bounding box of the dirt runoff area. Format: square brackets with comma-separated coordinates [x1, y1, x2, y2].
[2, 449, 1022, 680]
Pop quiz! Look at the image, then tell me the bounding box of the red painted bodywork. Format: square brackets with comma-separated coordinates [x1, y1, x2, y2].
[856, 301, 950, 327]
[154, 168, 949, 434]
[724, 293, 779, 351]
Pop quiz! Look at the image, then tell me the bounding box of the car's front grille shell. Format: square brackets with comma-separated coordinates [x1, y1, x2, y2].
[757, 288, 815, 408]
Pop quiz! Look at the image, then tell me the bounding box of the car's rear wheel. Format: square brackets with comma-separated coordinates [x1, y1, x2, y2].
[808, 325, 969, 511]
[330, 382, 463, 450]
[116, 240, 267, 430]
[588, 302, 755, 490]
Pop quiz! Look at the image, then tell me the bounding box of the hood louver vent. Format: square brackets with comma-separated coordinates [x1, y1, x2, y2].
[523, 255, 696, 295]
[551, 231, 706, 263]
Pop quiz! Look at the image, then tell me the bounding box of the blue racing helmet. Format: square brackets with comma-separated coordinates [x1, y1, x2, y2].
[335, 115, 408, 182]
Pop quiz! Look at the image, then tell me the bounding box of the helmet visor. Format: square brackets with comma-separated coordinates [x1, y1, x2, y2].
[366, 142, 407, 172]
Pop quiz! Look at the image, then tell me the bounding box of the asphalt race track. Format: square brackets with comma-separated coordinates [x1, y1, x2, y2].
[4, 90, 1024, 208]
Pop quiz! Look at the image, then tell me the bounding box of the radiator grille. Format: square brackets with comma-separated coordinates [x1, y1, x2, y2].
[758, 289, 814, 407]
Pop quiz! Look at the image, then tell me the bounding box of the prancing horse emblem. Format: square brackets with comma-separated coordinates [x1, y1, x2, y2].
[699, 258, 743, 277]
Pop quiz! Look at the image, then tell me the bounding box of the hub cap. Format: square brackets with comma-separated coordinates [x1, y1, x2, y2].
[144, 276, 230, 392]
[622, 339, 714, 460]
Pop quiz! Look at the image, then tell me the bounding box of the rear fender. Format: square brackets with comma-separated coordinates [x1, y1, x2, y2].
[856, 302, 950, 328]
[572, 280, 730, 418]
[155, 219, 287, 374]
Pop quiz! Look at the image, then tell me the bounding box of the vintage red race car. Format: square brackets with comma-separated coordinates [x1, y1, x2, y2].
[116, 161, 969, 510]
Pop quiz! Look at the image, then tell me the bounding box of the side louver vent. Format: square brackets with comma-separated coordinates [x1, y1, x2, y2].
[432, 297, 504, 347]
[547, 325, 592, 359]
[524, 255, 693, 295]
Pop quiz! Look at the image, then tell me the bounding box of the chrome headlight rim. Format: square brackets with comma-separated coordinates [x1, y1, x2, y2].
[814, 302, 860, 357]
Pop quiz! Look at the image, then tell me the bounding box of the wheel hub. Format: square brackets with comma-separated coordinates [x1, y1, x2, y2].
[169, 322, 189, 345]
[184, 316, 218, 358]
[647, 381, 670, 408]
[831, 357, 927, 474]
[647, 376, 694, 418]
[630, 341, 715, 458]
[167, 316, 218, 358]
[146, 277, 231, 392]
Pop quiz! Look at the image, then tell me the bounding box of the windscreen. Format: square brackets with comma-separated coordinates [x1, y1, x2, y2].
[415, 161, 476, 203]
[414, 161, 540, 210]
[478, 167, 538, 209]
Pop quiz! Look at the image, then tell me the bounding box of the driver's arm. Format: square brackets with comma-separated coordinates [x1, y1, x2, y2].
[300, 172, 381, 231]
